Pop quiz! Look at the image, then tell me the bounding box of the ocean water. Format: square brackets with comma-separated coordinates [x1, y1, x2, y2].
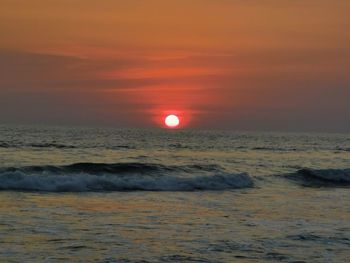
[0, 125, 349, 262]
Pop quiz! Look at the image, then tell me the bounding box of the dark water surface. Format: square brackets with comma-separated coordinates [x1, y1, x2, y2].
[0, 125, 349, 262]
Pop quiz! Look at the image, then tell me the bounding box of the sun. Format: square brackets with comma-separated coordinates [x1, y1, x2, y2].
[165, 114, 180, 128]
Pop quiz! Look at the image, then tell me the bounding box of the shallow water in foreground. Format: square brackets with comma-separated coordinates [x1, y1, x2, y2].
[1, 186, 349, 263]
[0, 126, 349, 262]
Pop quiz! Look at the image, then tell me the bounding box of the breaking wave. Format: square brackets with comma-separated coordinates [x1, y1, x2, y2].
[2, 162, 222, 175]
[0, 162, 253, 192]
[285, 168, 350, 187]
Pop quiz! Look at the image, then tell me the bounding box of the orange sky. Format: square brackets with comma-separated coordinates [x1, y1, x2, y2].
[0, 0, 349, 131]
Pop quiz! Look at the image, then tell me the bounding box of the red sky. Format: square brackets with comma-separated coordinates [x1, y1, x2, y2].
[0, 0, 349, 131]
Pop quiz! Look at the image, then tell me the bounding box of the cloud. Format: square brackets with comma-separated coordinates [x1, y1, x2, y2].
[0, 47, 349, 131]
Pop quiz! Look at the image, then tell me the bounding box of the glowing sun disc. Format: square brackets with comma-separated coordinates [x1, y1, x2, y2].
[165, 114, 180, 128]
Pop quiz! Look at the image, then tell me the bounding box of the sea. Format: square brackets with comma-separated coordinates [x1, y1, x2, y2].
[0, 125, 349, 263]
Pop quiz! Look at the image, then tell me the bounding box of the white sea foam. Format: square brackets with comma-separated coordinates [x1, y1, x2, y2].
[0, 171, 253, 192]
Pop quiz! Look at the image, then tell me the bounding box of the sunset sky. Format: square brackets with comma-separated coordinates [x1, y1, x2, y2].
[0, 0, 349, 132]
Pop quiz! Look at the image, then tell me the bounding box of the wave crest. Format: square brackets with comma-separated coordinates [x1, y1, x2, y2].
[2, 162, 222, 175]
[286, 168, 350, 187]
[0, 162, 253, 192]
